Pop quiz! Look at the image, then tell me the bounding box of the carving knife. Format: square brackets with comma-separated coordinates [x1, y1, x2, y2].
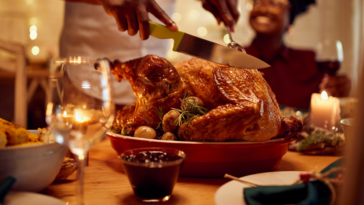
[149, 22, 270, 69]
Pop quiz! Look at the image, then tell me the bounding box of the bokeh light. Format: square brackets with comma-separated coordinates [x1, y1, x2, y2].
[223, 34, 231, 44]
[30, 31, 37, 40]
[197, 27, 207, 37]
[31, 46, 40, 55]
[26, 0, 33, 5]
[167, 51, 178, 60]
[189, 10, 200, 19]
[29, 17, 37, 25]
[29, 25, 37, 32]
[172, 13, 181, 23]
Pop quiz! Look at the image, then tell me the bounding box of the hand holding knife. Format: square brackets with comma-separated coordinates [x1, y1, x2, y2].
[149, 22, 270, 69]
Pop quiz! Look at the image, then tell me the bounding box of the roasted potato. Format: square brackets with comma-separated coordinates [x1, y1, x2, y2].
[161, 132, 178, 141]
[162, 110, 180, 133]
[134, 126, 157, 139]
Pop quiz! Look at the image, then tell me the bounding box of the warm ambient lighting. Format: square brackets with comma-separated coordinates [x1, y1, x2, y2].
[31, 46, 40, 55]
[69, 56, 83, 64]
[310, 91, 340, 129]
[167, 51, 178, 60]
[30, 31, 37, 40]
[321, 91, 328, 100]
[75, 112, 82, 122]
[29, 17, 37, 25]
[29, 25, 37, 32]
[63, 111, 68, 117]
[197, 27, 207, 37]
[171, 13, 181, 23]
[26, 0, 33, 5]
[223, 34, 230, 44]
[189, 10, 200, 19]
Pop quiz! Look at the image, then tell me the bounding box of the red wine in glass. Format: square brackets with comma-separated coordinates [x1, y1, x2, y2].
[316, 40, 343, 76]
[316, 60, 341, 76]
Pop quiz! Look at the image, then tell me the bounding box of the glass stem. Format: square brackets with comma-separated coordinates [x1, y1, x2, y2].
[76, 152, 87, 205]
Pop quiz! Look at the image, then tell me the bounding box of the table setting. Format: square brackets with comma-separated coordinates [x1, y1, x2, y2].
[0, 22, 359, 205]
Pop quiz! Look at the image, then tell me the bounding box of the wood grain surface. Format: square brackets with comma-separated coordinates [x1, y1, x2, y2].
[42, 138, 341, 205]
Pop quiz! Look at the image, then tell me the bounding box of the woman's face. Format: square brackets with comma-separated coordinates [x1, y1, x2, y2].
[249, 0, 290, 36]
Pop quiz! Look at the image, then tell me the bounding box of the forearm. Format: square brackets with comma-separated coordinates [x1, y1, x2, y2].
[65, 0, 102, 5]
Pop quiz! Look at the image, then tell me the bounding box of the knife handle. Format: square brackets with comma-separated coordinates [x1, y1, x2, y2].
[149, 21, 184, 51]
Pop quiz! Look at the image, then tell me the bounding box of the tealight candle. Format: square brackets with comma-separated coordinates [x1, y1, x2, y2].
[62, 111, 75, 125]
[310, 91, 341, 129]
[74, 112, 88, 134]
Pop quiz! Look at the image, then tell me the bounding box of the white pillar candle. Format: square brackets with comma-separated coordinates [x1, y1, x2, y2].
[310, 91, 341, 129]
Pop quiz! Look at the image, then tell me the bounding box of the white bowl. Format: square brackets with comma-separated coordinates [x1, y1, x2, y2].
[0, 130, 66, 192]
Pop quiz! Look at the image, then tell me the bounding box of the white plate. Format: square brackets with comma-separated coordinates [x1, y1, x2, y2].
[3, 192, 66, 205]
[214, 171, 307, 205]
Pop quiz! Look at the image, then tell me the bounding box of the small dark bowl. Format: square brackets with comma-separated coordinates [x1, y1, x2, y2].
[119, 147, 186, 202]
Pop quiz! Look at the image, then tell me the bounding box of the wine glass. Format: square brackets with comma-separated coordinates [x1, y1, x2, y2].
[46, 57, 115, 205]
[316, 39, 344, 76]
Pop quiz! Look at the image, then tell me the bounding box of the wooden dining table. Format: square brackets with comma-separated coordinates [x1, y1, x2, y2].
[42, 138, 341, 205]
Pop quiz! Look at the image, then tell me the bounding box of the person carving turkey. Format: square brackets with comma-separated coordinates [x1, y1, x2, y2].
[110, 55, 302, 142]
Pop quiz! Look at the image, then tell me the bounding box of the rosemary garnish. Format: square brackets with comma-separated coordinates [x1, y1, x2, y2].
[174, 90, 209, 126]
[155, 107, 164, 130]
[297, 131, 343, 151]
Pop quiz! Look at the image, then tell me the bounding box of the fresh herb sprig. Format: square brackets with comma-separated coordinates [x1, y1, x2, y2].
[174, 90, 209, 126]
[297, 131, 343, 151]
[155, 107, 164, 130]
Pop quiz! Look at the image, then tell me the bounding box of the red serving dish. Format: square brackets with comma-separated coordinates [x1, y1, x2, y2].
[107, 132, 293, 178]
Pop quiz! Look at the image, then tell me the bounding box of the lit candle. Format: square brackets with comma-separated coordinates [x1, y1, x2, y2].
[75, 112, 88, 134]
[62, 111, 74, 125]
[310, 91, 341, 129]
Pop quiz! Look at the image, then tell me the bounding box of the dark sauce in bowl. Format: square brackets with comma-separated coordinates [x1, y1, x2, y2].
[122, 151, 182, 163]
[120, 149, 186, 200]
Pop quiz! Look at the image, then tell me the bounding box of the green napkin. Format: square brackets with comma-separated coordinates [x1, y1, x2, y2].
[243, 158, 343, 205]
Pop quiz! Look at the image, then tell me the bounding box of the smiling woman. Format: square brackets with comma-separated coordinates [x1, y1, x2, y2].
[243, 0, 351, 110]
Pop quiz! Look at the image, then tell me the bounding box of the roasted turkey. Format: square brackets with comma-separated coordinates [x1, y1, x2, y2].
[111, 55, 302, 141]
[111, 55, 188, 135]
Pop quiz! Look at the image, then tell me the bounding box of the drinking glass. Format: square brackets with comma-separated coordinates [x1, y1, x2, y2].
[316, 40, 344, 76]
[46, 57, 115, 205]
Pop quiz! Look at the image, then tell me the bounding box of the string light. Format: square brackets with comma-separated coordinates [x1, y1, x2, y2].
[197, 27, 207, 37]
[29, 25, 37, 32]
[31, 46, 40, 55]
[29, 25, 38, 40]
[30, 31, 37, 40]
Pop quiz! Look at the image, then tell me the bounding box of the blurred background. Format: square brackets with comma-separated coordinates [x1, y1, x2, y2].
[0, 0, 363, 129]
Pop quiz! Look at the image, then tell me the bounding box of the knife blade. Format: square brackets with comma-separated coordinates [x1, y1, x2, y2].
[149, 22, 270, 69]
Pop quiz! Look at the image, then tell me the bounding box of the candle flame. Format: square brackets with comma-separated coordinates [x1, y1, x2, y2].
[321, 91, 328, 100]
[63, 111, 67, 117]
[75, 112, 82, 122]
